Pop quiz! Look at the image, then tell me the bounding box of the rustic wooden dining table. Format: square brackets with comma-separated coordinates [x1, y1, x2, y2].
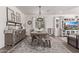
[30, 31, 51, 48]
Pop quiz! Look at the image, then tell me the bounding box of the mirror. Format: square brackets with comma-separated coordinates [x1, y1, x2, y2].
[35, 18, 45, 31]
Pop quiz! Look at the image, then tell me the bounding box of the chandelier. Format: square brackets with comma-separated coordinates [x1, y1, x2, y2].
[39, 6, 41, 16]
[38, 6, 43, 18]
[36, 6, 45, 31]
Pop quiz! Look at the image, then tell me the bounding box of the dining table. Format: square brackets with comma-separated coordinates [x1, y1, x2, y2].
[30, 31, 51, 48]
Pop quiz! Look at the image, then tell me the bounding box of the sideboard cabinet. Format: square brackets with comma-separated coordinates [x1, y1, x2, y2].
[5, 29, 26, 46]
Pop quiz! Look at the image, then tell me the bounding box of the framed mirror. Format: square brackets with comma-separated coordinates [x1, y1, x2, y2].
[7, 7, 14, 22]
[16, 12, 21, 23]
[35, 17, 45, 30]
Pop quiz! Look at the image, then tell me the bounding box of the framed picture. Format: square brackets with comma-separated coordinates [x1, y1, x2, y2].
[7, 7, 14, 22]
[16, 12, 21, 23]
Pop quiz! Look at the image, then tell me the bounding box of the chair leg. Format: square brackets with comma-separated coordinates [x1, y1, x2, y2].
[48, 40, 51, 48]
[37, 39, 40, 46]
[44, 40, 48, 47]
[31, 38, 34, 45]
[44, 40, 51, 48]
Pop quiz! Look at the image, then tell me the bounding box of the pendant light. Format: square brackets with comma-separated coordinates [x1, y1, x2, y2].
[39, 6, 41, 16]
[38, 6, 42, 17]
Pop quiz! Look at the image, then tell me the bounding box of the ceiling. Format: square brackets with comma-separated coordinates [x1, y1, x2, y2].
[16, 6, 79, 15]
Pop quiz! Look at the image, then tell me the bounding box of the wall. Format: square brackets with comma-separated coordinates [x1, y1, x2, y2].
[8, 6, 26, 29]
[24, 7, 79, 36]
[24, 15, 69, 36]
[0, 7, 6, 48]
[25, 16, 33, 36]
[44, 15, 54, 33]
[25, 15, 63, 36]
[25, 15, 54, 35]
[0, 6, 26, 48]
[18, 6, 79, 37]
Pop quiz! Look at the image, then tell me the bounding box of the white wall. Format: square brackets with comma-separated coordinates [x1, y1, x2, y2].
[23, 7, 79, 36]
[0, 7, 6, 48]
[44, 15, 54, 33]
[24, 15, 63, 36]
[25, 15, 54, 35]
[25, 15, 33, 36]
[0, 6, 26, 48]
[24, 15, 65, 36]
[19, 6, 79, 37]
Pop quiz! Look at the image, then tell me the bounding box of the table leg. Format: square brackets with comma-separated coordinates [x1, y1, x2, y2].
[31, 35, 33, 45]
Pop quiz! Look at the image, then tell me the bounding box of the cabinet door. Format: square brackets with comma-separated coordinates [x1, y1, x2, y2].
[5, 33, 13, 46]
[15, 31, 19, 43]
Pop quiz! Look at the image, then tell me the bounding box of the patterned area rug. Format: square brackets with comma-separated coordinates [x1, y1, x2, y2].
[7, 36, 79, 53]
